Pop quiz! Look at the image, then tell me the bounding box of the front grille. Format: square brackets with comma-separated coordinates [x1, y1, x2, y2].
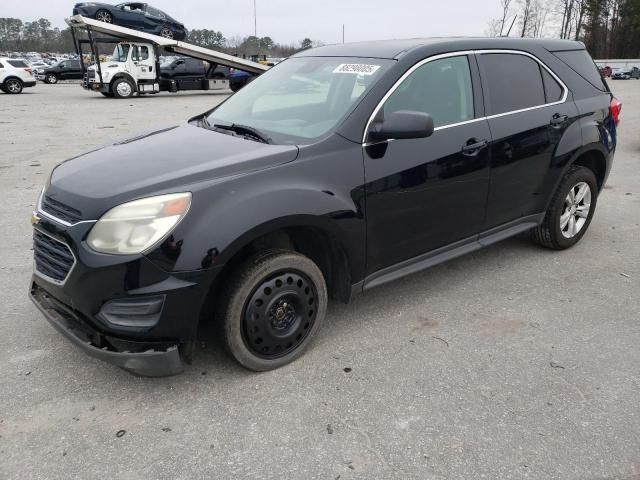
[33, 230, 75, 283]
[41, 195, 83, 224]
[87, 70, 95, 79]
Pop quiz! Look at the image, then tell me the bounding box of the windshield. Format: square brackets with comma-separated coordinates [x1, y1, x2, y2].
[110, 44, 130, 63]
[207, 57, 393, 144]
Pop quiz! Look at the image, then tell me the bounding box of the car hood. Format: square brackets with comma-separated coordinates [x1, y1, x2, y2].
[46, 122, 299, 220]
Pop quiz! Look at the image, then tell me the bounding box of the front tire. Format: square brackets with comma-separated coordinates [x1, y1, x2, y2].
[45, 73, 58, 84]
[3, 78, 23, 94]
[532, 165, 598, 250]
[217, 250, 328, 371]
[159, 27, 175, 39]
[112, 78, 135, 98]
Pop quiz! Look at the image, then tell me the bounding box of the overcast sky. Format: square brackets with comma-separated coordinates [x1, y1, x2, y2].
[2, 0, 501, 45]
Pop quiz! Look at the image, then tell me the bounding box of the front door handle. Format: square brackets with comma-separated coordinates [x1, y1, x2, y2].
[550, 113, 568, 128]
[462, 138, 488, 156]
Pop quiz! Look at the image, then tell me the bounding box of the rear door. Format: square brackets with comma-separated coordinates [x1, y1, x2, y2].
[476, 51, 579, 228]
[363, 54, 492, 274]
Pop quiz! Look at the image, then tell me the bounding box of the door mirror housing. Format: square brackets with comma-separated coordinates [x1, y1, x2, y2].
[368, 110, 434, 142]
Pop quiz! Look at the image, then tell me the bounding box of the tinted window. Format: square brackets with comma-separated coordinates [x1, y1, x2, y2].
[541, 67, 563, 102]
[383, 55, 474, 128]
[553, 49, 607, 92]
[0, 61, 4, 68]
[480, 53, 545, 115]
[69, 60, 80, 69]
[8, 60, 28, 68]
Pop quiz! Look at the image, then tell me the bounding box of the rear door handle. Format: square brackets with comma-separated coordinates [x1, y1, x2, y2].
[550, 114, 568, 128]
[462, 139, 488, 156]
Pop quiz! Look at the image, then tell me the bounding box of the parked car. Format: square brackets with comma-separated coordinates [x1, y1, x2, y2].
[72, 2, 187, 40]
[35, 59, 83, 83]
[159, 57, 209, 91]
[0, 57, 36, 94]
[611, 67, 639, 80]
[229, 69, 256, 92]
[30, 38, 619, 376]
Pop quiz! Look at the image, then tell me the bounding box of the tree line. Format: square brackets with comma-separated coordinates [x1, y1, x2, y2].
[0, 16, 319, 57]
[488, 0, 640, 58]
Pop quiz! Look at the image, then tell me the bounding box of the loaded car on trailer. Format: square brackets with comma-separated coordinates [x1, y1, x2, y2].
[29, 37, 620, 376]
[66, 14, 267, 98]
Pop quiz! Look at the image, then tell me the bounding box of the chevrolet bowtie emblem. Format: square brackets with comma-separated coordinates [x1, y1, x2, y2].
[30, 212, 41, 226]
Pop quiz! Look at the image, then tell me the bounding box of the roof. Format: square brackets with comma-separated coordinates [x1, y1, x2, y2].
[295, 37, 585, 60]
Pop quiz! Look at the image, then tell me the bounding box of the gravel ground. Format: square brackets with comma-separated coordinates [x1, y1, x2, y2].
[0, 81, 639, 480]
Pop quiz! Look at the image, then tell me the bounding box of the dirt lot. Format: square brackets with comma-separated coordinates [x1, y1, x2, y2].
[1, 81, 639, 479]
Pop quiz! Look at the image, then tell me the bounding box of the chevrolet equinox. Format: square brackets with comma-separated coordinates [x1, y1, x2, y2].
[30, 38, 620, 376]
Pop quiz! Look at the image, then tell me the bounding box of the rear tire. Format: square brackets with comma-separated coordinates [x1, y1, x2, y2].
[3, 78, 23, 94]
[216, 250, 328, 371]
[531, 165, 598, 250]
[112, 78, 135, 98]
[95, 10, 112, 23]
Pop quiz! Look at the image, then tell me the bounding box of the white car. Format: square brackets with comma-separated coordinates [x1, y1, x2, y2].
[0, 58, 36, 94]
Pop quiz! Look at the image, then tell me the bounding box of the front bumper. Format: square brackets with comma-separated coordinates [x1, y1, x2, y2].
[30, 281, 183, 376]
[29, 210, 222, 376]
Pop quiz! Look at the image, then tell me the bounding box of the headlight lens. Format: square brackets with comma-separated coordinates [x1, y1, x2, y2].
[87, 193, 191, 255]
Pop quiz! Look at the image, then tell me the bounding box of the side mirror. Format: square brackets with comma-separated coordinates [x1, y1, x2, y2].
[368, 110, 434, 141]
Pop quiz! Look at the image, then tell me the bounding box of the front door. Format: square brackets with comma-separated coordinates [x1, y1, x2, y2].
[363, 54, 491, 275]
[130, 45, 156, 81]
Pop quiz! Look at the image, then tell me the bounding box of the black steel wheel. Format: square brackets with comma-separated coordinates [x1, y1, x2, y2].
[243, 270, 318, 359]
[217, 250, 328, 371]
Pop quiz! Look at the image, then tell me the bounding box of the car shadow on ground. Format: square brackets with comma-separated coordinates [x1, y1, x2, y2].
[191, 233, 548, 377]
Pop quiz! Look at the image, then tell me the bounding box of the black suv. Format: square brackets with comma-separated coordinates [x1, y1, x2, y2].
[36, 59, 83, 84]
[30, 38, 620, 376]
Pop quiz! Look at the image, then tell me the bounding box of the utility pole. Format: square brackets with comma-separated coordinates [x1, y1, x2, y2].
[342, 24, 345, 43]
[253, 0, 257, 37]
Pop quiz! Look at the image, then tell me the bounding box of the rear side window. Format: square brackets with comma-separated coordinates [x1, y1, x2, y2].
[553, 50, 607, 92]
[479, 53, 546, 115]
[8, 60, 28, 68]
[383, 55, 474, 128]
[541, 67, 563, 102]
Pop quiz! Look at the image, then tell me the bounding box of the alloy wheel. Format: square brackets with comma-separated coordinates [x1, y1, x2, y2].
[560, 181, 591, 238]
[160, 28, 174, 39]
[96, 10, 112, 23]
[242, 271, 318, 358]
[5, 79, 22, 93]
[46, 74, 57, 84]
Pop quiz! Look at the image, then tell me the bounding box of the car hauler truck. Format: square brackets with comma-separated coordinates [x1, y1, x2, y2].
[66, 15, 269, 98]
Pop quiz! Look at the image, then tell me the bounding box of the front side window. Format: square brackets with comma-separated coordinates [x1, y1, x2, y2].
[111, 44, 130, 62]
[382, 55, 474, 128]
[479, 53, 546, 115]
[146, 6, 165, 18]
[139, 46, 150, 61]
[207, 57, 393, 144]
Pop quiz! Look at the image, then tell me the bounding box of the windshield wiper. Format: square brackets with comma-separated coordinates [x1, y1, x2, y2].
[212, 123, 273, 144]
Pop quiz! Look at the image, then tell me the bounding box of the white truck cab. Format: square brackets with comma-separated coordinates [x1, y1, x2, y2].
[86, 42, 160, 97]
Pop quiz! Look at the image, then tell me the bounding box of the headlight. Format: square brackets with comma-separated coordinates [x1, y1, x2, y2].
[87, 193, 191, 255]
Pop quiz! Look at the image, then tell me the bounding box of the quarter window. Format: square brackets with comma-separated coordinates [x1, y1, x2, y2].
[383, 55, 474, 128]
[480, 53, 547, 115]
[540, 67, 563, 103]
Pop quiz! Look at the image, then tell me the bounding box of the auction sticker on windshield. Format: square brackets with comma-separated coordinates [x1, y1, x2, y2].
[333, 64, 381, 75]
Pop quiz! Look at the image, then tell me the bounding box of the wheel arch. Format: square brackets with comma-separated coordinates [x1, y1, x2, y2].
[210, 217, 356, 305]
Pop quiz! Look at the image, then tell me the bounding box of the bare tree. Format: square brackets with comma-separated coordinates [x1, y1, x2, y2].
[498, 0, 514, 35]
[518, 0, 534, 37]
